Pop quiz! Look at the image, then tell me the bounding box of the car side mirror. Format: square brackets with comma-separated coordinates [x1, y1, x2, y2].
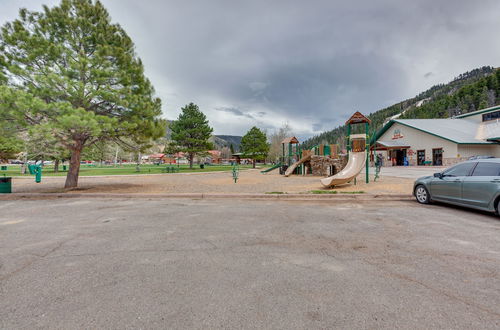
[433, 172, 442, 178]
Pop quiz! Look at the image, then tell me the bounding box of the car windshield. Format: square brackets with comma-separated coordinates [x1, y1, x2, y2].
[442, 162, 476, 177]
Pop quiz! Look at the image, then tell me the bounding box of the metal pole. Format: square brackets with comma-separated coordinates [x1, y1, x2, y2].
[346, 124, 351, 153]
[365, 122, 369, 183]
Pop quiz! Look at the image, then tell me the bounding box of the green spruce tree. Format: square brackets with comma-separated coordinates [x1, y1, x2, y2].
[170, 103, 213, 168]
[240, 126, 269, 168]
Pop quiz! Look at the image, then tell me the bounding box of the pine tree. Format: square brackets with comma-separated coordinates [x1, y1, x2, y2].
[0, 0, 165, 188]
[170, 103, 213, 168]
[0, 120, 23, 162]
[240, 127, 269, 168]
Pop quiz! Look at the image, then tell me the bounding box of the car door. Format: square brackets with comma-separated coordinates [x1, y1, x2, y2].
[462, 162, 500, 209]
[430, 162, 476, 202]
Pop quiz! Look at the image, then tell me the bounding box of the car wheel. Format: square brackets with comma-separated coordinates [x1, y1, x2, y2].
[415, 185, 430, 204]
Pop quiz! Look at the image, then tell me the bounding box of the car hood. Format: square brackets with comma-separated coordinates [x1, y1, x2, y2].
[414, 175, 434, 184]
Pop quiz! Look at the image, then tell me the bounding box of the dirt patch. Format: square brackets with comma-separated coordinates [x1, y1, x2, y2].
[11, 169, 414, 195]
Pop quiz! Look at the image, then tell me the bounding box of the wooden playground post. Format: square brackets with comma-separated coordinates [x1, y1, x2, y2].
[345, 111, 371, 184]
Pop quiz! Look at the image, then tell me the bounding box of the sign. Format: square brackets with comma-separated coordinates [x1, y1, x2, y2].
[392, 129, 403, 140]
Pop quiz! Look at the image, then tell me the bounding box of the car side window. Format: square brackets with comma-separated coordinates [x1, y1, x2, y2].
[443, 162, 476, 177]
[471, 162, 500, 176]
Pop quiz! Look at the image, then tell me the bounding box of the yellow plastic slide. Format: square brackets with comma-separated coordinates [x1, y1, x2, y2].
[284, 154, 312, 177]
[320, 151, 366, 187]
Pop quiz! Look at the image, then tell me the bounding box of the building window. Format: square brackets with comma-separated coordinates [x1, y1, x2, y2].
[417, 150, 425, 166]
[432, 148, 443, 166]
[482, 110, 500, 122]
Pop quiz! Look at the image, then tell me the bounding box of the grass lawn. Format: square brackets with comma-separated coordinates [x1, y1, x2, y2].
[0, 164, 255, 177]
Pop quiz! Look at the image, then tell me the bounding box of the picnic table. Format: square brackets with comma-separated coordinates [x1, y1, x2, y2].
[162, 166, 179, 173]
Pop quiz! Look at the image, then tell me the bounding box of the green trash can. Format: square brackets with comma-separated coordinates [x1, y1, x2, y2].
[63, 165, 67, 171]
[35, 166, 42, 183]
[200, 164, 205, 169]
[0, 177, 12, 193]
[28, 164, 35, 175]
[1, 165, 7, 171]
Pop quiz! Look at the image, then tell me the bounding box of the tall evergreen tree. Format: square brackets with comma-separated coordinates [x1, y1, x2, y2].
[240, 126, 269, 168]
[0, 121, 23, 162]
[0, 0, 165, 188]
[170, 103, 213, 168]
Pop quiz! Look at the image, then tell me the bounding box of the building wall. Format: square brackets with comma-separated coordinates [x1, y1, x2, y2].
[377, 123, 458, 166]
[457, 144, 500, 158]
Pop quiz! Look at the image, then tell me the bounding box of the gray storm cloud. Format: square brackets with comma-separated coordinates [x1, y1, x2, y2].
[2, 0, 500, 139]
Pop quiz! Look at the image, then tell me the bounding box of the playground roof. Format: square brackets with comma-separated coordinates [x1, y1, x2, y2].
[346, 112, 371, 125]
[281, 136, 299, 144]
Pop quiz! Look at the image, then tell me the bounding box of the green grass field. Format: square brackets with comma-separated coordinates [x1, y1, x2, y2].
[0, 164, 255, 177]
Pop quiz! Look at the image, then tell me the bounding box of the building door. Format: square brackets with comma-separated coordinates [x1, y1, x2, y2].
[417, 150, 425, 166]
[432, 148, 443, 166]
[395, 149, 406, 166]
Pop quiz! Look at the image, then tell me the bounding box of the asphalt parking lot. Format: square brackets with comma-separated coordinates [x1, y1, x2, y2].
[1, 198, 499, 329]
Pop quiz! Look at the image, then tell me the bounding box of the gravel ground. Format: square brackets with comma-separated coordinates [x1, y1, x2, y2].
[10, 169, 415, 194]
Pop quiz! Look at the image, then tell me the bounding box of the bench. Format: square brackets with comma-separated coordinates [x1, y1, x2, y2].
[161, 166, 179, 173]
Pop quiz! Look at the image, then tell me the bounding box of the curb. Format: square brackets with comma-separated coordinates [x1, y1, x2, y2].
[0, 192, 414, 201]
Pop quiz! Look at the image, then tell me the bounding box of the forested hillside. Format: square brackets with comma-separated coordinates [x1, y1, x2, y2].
[213, 135, 242, 151]
[302, 66, 500, 149]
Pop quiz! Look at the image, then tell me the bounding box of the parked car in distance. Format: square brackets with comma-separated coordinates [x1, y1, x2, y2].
[8, 160, 24, 164]
[414, 158, 500, 214]
[26, 160, 52, 165]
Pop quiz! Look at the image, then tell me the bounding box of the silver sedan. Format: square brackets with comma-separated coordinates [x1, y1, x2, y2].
[413, 159, 500, 214]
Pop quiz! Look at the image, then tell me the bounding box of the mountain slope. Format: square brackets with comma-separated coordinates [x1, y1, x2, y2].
[213, 135, 242, 151]
[302, 66, 499, 149]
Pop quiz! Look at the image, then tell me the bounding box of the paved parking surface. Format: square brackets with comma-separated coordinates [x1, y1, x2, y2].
[373, 165, 448, 179]
[1, 198, 499, 329]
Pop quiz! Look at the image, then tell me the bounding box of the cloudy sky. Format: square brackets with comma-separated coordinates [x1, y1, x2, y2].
[2, 0, 500, 139]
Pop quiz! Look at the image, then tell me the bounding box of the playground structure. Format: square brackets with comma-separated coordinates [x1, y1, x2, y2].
[321, 112, 371, 187]
[264, 111, 372, 188]
[260, 136, 346, 177]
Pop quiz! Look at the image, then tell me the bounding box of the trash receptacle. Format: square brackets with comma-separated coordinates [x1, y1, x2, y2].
[63, 165, 67, 171]
[35, 166, 42, 183]
[0, 177, 12, 193]
[200, 164, 205, 169]
[1, 166, 7, 171]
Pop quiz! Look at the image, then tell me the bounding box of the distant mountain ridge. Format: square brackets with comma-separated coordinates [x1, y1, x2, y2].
[302, 66, 500, 149]
[213, 135, 242, 151]
[164, 120, 242, 151]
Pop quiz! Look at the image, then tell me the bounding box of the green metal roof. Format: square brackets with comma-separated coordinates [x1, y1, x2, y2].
[454, 105, 500, 119]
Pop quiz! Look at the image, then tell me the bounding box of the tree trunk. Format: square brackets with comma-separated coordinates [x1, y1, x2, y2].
[65, 147, 82, 189]
[253, 159, 256, 168]
[54, 159, 59, 173]
[189, 153, 194, 169]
